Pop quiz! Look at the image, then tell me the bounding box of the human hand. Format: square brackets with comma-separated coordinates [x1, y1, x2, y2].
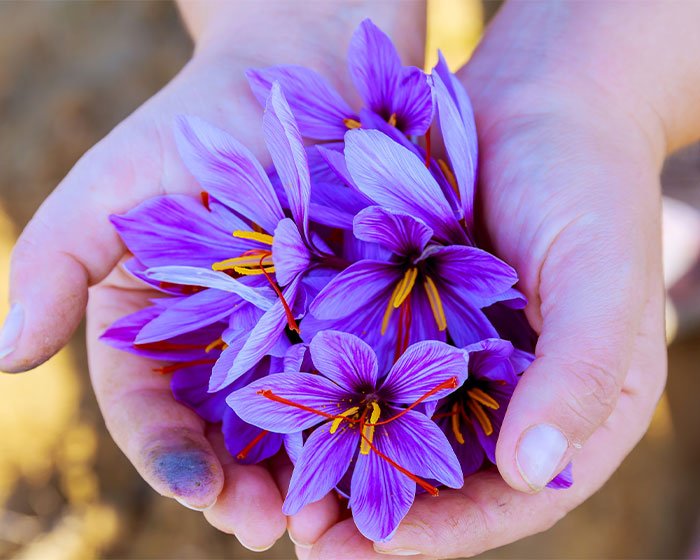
[302, 3, 700, 558]
[0, 2, 426, 552]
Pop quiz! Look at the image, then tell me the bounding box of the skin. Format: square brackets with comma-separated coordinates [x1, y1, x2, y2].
[1, 0, 698, 557]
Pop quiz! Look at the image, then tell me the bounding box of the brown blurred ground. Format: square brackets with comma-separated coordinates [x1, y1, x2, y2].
[0, 2, 699, 559]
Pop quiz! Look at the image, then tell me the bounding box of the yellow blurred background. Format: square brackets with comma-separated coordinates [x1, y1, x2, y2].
[1, 1, 699, 559]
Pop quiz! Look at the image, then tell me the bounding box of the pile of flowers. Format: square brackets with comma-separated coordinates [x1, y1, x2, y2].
[102, 19, 571, 542]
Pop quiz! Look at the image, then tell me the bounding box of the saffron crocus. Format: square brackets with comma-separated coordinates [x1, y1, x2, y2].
[228, 330, 467, 541]
[305, 204, 518, 370]
[246, 19, 433, 141]
[434, 338, 573, 488]
[141, 82, 340, 390]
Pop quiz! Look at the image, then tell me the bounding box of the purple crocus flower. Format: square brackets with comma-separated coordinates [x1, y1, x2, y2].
[124, 82, 339, 390]
[433, 338, 573, 488]
[228, 330, 467, 541]
[246, 19, 433, 141]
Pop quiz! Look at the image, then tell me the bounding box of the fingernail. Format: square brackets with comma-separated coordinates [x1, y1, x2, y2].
[373, 544, 421, 556]
[516, 424, 569, 491]
[236, 536, 274, 552]
[0, 303, 24, 360]
[288, 532, 312, 549]
[175, 496, 216, 512]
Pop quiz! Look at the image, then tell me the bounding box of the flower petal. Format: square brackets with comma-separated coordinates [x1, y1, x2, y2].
[135, 290, 243, 344]
[212, 277, 300, 390]
[263, 83, 311, 236]
[464, 338, 518, 384]
[381, 341, 468, 403]
[110, 195, 248, 269]
[222, 408, 284, 465]
[174, 115, 284, 233]
[353, 206, 433, 257]
[547, 462, 574, 489]
[309, 260, 400, 320]
[272, 218, 310, 287]
[144, 266, 273, 311]
[309, 331, 378, 393]
[247, 66, 355, 140]
[283, 423, 359, 515]
[349, 424, 415, 542]
[227, 372, 347, 433]
[344, 128, 464, 243]
[171, 362, 228, 423]
[390, 65, 434, 135]
[436, 411, 486, 476]
[384, 410, 463, 488]
[433, 69, 477, 229]
[442, 288, 499, 347]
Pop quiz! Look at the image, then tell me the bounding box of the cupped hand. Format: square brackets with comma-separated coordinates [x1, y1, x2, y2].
[0, 3, 426, 553]
[303, 4, 671, 559]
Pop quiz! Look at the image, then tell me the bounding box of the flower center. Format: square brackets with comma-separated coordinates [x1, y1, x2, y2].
[437, 386, 501, 441]
[212, 230, 299, 333]
[381, 267, 447, 344]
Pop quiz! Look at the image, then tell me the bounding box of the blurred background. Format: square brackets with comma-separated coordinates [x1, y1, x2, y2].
[1, 1, 699, 559]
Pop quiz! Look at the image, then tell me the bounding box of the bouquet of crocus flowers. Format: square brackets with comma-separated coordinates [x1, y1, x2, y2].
[102, 19, 572, 542]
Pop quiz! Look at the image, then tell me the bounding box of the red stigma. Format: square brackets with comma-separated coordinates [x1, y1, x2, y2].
[257, 253, 300, 333]
[393, 295, 412, 362]
[153, 358, 217, 375]
[200, 191, 211, 211]
[257, 389, 336, 419]
[424, 128, 432, 168]
[236, 430, 269, 460]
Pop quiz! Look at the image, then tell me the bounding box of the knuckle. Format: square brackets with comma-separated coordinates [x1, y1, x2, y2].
[562, 358, 621, 431]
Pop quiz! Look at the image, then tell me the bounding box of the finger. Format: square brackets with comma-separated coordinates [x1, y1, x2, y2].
[309, 518, 435, 560]
[0, 137, 166, 373]
[87, 278, 223, 510]
[491, 151, 662, 492]
[204, 429, 287, 552]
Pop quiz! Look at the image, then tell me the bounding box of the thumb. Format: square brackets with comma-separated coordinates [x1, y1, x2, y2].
[494, 171, 661, 493]
[0, 144, 153, 373]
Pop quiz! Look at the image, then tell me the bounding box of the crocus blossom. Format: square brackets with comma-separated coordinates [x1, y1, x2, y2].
[228, 330, 467, 541]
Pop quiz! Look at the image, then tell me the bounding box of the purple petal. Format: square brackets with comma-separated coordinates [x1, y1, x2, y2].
[227, 372, 347, 433]
[263, 83, 311, 236]
[285, 432, 304, 465]
[464, 338, 518, 384]
[510, 348, 536, 374]
[347, 20, 401, 117]
[171, 362, 228, 423]
[429, 245, 518, 308]
[433, 71, 477, 229]
[283, 423, 359, 515]
[135, 290, 243, 344]
[353, 206, 433, 257]
[174, 115, 284, 233]
[110, 195, 249, 269]
[438, 413, 486, 476]
[212, 277, 300, 390]
[222, 408, 284, 465]
[441, 287, 499, 347]
[344, 129, 464, 243]
[349, 424, 416, 542]
[381, 341, 468, 403]
[547, 462, 573, 489]
[247, 66, 355, 140]
[309, 260, 400, 320]
[390, 66, 434, 135]
[144, 266, 274, 310]
[272, 218, 310, 287]
[309, 331, 378, 393]
[384, 410, 463, 488]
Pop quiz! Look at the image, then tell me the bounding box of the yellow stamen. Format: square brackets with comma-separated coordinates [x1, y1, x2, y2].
[451, 402, 465, 444]
[424, 276, 447, 331]
[387, 113, 397, 127]
[234, 265, 276, 276]
[343, 118, 362, 129]
[232, 230, 274, 245]
[330, 406, 359, 434]
[360, 402, 381, 455]
[204, 337, 227, 353]
[381, 281, 404, 335]
[467, 388, 500, 410]
[438, 159, 458, 195]
[392, 267, 418, 309]
[467, 399, 494, 436]
[212, 254, 274, 271]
